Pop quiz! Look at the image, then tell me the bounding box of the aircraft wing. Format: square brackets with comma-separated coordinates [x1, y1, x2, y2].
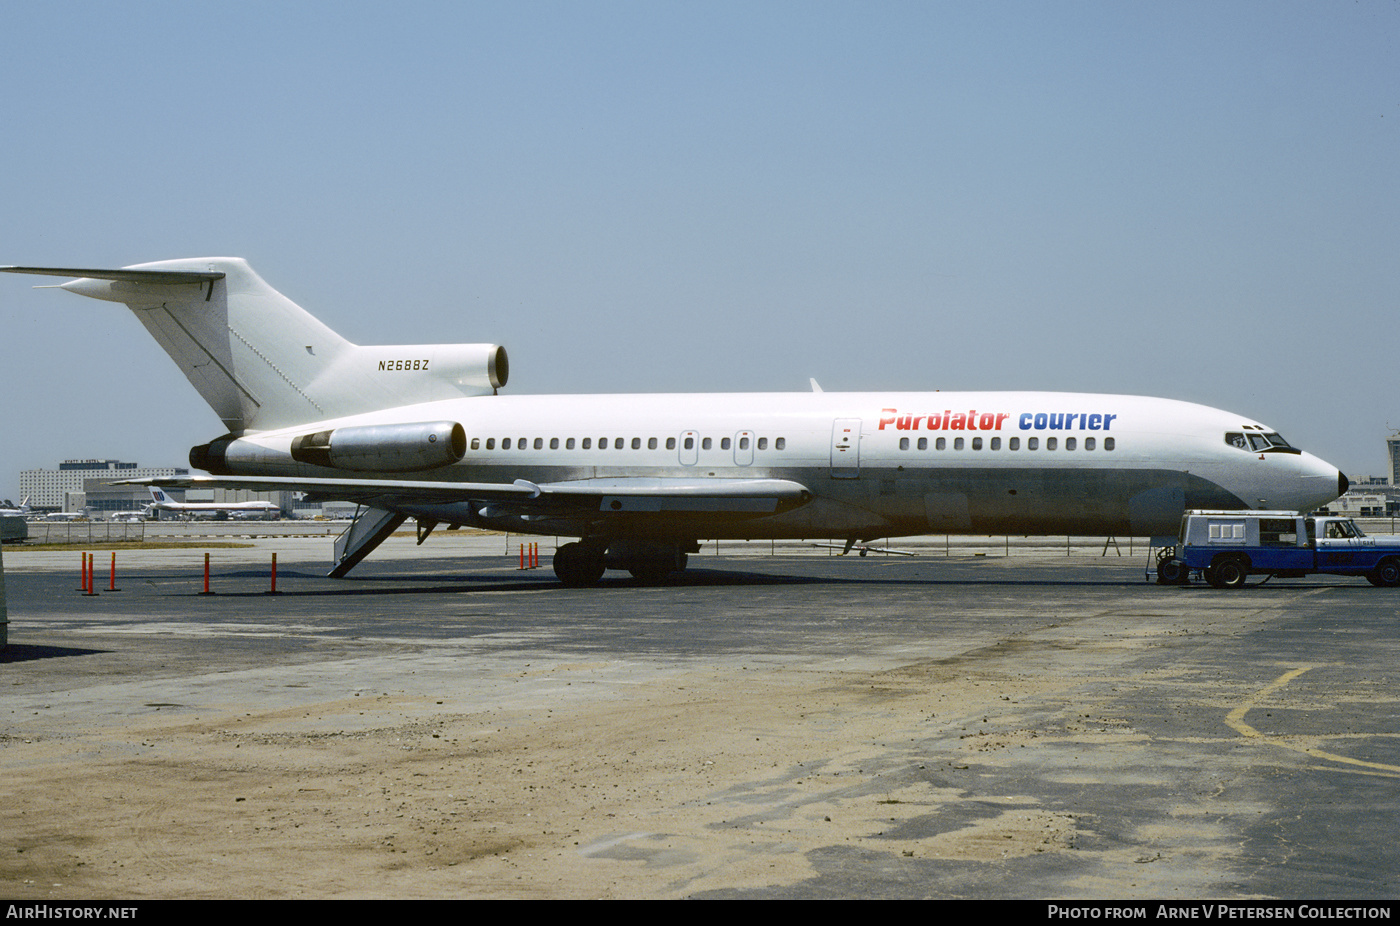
[120, 474, 813, 518]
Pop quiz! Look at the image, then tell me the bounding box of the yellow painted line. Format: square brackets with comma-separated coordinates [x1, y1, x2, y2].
[1226, 666, 1400, 777]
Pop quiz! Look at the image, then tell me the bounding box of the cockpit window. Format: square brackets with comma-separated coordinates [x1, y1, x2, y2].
[1226, 431, 1299, 453]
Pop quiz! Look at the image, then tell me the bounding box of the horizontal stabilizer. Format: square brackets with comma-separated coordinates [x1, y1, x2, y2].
[0, 266, 224, 284]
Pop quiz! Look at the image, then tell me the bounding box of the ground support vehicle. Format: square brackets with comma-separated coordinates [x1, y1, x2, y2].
[1156, 510, 1400, 588]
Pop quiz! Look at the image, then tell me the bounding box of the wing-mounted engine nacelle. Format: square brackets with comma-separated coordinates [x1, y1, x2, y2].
[289, 421, 468, 472]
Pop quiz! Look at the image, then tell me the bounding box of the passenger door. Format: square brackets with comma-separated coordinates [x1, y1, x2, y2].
[830, 419, 861, 479]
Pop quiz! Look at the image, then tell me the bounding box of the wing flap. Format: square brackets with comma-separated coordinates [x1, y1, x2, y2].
[120, 474, 813, 517]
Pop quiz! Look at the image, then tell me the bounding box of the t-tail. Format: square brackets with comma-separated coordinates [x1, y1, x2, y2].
[0, 258, 508, 433]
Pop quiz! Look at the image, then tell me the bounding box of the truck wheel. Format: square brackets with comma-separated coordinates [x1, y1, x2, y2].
[1369, 559, 1400, 588]
[1157, 558, 1188, 584]
[1208, 557, 1248, 589]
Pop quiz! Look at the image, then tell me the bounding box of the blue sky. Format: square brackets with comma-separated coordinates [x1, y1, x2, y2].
[2, 1, 1396, 495]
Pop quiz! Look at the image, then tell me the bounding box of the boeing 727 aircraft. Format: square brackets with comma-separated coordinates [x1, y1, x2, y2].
[1, 258, 1347, 585]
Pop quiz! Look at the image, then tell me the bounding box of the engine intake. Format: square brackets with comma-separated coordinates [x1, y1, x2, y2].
[290, 421, 467, 472]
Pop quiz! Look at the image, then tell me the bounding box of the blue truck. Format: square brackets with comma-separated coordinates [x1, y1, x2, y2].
[1157, 510, 1400, 588]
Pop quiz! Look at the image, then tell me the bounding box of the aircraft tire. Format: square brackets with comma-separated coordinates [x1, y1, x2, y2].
[1369, 558, 1400, 588]
[554, 542, 605, 587]
[1207, 557, 1248, 589]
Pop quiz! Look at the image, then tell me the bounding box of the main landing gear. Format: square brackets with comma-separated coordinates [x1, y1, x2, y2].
[552, 540, 692, 587]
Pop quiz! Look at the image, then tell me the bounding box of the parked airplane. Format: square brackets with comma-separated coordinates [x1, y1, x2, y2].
[0, 498, 32, 517]
[144, 486, 280, 520]
[1, 258, 1347, 585]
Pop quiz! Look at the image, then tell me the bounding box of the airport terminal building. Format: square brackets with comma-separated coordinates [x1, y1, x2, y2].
[20, 460, 189, 514]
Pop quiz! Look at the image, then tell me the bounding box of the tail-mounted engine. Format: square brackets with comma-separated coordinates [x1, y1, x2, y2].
[192, 421, 468, 475]
[290, 421, 467, 472]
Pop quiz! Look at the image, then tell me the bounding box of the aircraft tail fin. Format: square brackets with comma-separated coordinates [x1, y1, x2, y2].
[2, 259, 508, 434]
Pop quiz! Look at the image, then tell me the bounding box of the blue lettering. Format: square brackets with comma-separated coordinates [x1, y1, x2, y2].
[1019, 413, 1033, 430]
[1088, 413, 1101, 430]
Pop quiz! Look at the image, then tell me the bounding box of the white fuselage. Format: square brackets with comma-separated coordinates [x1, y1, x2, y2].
[218, 390, 1343, 540]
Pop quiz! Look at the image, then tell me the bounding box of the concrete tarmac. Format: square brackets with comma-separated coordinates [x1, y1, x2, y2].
[2, 533, 1398, 899]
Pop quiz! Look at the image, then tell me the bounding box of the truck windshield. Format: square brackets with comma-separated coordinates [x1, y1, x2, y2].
[1324, 521, 1364, 539]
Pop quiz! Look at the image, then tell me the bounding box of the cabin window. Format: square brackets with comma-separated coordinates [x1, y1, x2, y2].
[616, 437, 624, 449]
[534, 438, 544, 450]
[566, 438, 575, 449]
[990, 437, 1001, 450]
[502, 438, 512, 450]
[1046, 437, 1057, 450]
[1085, 437, 1095, 450]
[667, 437, 677, 450]
[953, 437, 964, 450]
[899, 437, 910, 450]
[648, 437, 658, 450]
[738, 436, 749, 450]
[519, 437, 527, 449]
[775, 438, 786, 450]
[684, 436, 694, 450]
[971, 437, 982, 450]
[1104, 438, 1115, 451]
[702, 437, 712, 450]
[757, 437, 768, 450]
[936, 437, 946, 450]
[486, 438, 496, 450]
[598, 438, 608, 449]
[1065, 437, 1076, 451]
[583, 438, 592, 449]
[1028, 437, 1039, 450]
[471, 438, 480, 450]
[917, 437, 927, 450]
[1009, 437, 1019, 450]
[631, 438, 641, 450]
[721, 437, 731, 450]
[550, 438, 559, 449]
